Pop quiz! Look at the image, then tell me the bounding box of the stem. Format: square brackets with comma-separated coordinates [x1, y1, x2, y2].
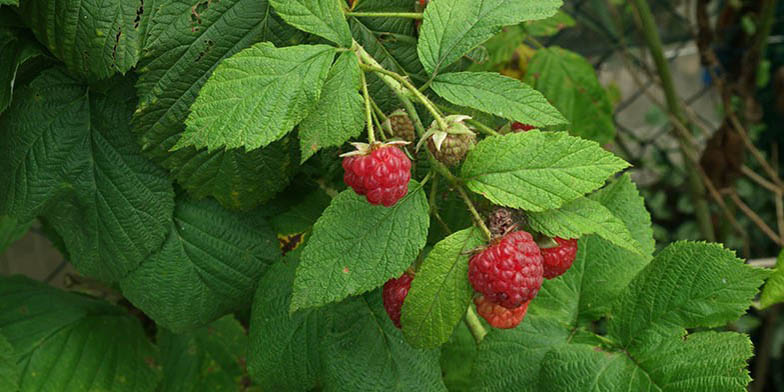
[464, 306, 487, 344]
[369, 97, 388, 123]
[630, 0, 716, 242]
[456, 186, 493, 241]
[466, 118, 501, 137]
[353, 41, 410, 98]
[359, 69, 375, 143]
[346, 11, 423, 19]
[360, 64, 449, 131]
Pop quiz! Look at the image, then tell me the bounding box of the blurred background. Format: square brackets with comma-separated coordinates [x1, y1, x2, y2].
[3, 0, 784, 390]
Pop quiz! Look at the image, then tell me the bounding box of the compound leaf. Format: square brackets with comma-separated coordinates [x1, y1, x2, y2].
[179, 42, 335, 151]
[461, 131, 629, 211]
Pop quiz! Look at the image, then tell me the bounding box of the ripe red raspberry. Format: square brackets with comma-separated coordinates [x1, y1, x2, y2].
[468, 231, 543, 309]
[385, 109, 415, 143]
[474, 295, 529, 329]
[382, 274, 413, 328]
[511, 122, 535, 132]
[540, 237, 578, 279]
[342, 142, 411, 207]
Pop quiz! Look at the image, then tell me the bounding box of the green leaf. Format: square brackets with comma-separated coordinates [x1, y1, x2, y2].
[0, 0, 19, 6]
[528, 198, 641, 255]
[270, 188, 332, 236]
[0, 68, 175, 282]
[157, 315, 248, 392]
[440, 322, 477, 391]
[0, 25, 42, 114]
[608, 242, 769, 347]
[19, 0, 142, 80]
[539, 332, 753, 392]
[461, 131, 629, 211]
[179, 43, 335, 151]
[248, 259, 324, 391]
[0, 276, 161, 392]
[761, 249, 784, 308]
[0, 333, 19, 392]
[401, 227, 485, 348]
[431, 72, 567, 127]
[270, 0, 352, 47]
[291, 181, 430, 311]
[120, 197, 280, 332]
[524, 10, 575, 37]
[417, 0, 562, 75]
[590, 173, 656, 256]
[524, 47, 615, 144]
[299, 51, 365, 162]
[472, 317, 571, 392]
[320, 291, 447, 392]
[134, 0, 302, 210]
[0, 216, 31, 255]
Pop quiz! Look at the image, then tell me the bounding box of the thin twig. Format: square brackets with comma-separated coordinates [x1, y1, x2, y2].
[726, 188, 784, 246]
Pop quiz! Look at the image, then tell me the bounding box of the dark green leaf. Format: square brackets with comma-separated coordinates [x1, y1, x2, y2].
[270, 0, 352, 47]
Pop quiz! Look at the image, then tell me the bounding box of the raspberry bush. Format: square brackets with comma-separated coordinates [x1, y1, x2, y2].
[0, 0, 779, 391]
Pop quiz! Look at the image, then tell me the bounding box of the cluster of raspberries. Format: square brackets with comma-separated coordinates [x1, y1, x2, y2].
[381, 221, 578, 331]
[341, 118, 576, 331]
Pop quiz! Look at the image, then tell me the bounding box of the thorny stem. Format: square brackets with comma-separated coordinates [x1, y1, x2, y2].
[467, 118, 501, 137]
[369, 97, 388, 123]
[464, 305, 487, 344]
[457, 186, 493, 241]
[360, 69, 375, 143]
[359, 63, 450, 131]
[345, 12, 423, 19]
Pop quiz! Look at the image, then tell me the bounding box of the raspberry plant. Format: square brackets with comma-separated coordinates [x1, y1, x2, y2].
[0, 0, 778, 391]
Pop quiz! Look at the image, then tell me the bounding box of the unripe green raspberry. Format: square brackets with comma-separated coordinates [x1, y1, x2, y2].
[422, 115, 476, 167]
[384, 109, 415, 143]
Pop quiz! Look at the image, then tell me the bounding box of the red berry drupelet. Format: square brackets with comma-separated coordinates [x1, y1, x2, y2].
[540, 237, 578, 279]
[382, 274, 413, 328]
[468, 231, 544, 309]
[342, 143, 411, 207]
[511, 122, 535, 132]
[474, 295, 529, 329]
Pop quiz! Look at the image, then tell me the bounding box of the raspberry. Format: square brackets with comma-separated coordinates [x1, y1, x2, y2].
[422, 115, 476, 167]
[511, 122, 535, 132]
[382, 274, 413, 328]
[468, 231, 543, 309]
[385, 109, 415, 143]
[540, 237, 578, 279]
[342, 142, 411, 207]
[474, 295, 529, 329]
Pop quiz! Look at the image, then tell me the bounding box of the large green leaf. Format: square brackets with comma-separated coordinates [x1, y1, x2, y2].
[178, 43, 335, 151]
[539, 332, 752, 392]
[120, 197, 280, 332]
[0, 23, 43, 114]
[431, 72, 567, 127]
[440, 322, 477, 391]
[157, 315, 248, 392]
[417, 0, 562, 75]
[760, 249, 784, 308]
[248, 259, 324, 391]
[524, 11, 575, 37]
[461, 131, 629, 211]
[133, 0, 302, 210]
[321, 291, 446, 392]
[401, 227, 484, 348]
[0, 333, 18, 392]
[299, 51, 365, 162]
[270, 0, 352, 47]
[0, 276, 160, 392]
[589, 174, 656, 256]
[291, 181, 430, 311]
[0, 68, 174, 282]
[19, 0, 142, 80]
[524, 47, 615, 144]
[608, 242, 769, 347]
